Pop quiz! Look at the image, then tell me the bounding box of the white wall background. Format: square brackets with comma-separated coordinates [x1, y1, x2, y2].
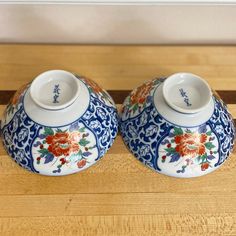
[0, 4, 236, 44]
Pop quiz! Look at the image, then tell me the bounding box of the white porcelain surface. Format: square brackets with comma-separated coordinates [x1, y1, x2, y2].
[162, 72, 212, 114]
[24, 71, 90, 126]
[30, 70, 80, 110]
[154, 82, 215, 127]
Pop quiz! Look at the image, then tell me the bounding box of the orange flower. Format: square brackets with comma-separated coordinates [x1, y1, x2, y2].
[77, 159, 86, 168]
[201, 162, 209, 171]
[46, 132, 80, 157]
[130, 82, 153, 105]
[11, 84, 29, 105]
[69, 131, 80, 143]
[83, 77, 103, 94]
[175, 133, 207, 157]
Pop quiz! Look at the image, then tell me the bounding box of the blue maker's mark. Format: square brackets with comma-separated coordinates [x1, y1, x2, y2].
[53, 84, 60, 103]
[179, 88, 192, 107]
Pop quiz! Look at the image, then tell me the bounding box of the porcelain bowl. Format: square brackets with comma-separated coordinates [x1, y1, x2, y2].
[120, 73, 235, 178]
[1, 70, 118, 176]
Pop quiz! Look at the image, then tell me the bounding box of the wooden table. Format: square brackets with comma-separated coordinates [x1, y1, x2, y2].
[0, 45, 236, 236]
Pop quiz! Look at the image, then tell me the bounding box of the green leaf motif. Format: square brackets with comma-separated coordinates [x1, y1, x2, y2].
[89, 145, 96, 150]
[164, 147, 176, 154]
[79, 127, 86, 133]
[56, 128, 64, 133]
[173, 127, 183, 136]
[206, 131, 212, 136]
[88, 87, 93, 93]
[38, 148, 49, 156]
[44, 127, 54, 136]
[79, 138, 90, 147]
[133, 104, 139, 113]
[205, 142, 215, 150]
[201, 153, 207, 161]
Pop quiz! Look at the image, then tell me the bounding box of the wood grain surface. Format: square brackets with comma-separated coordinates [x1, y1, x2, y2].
[0, 44, 236, 236]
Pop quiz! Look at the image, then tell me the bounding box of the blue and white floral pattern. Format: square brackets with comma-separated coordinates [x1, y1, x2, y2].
[208, 97, 235, 166]
[120, 79, 235, 177]
[1, 77, 118, 175]
[2, 105, 41, 172]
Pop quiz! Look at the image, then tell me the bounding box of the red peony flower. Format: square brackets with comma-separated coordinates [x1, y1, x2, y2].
[130, 82, 153, 106]
[83, 77, 103, 94]
[175, 133, 207, 158]
[11, 84, 29, 105]
[46, 132, 80, 157]
[77, 159, 86, 168]
[201, 162, 209, 171]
